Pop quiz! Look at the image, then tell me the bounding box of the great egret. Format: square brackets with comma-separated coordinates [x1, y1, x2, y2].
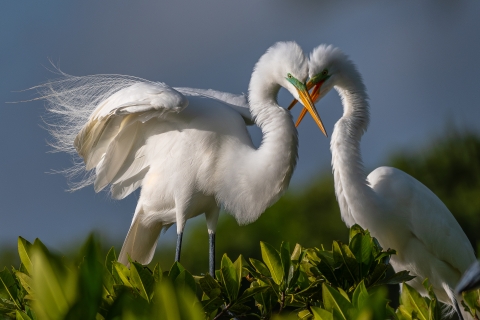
[40, 42, 326, 276]
[290, 45, 476, 317]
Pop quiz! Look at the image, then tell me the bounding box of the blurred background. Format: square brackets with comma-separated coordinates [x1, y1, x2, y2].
[1, 1, 479, 275]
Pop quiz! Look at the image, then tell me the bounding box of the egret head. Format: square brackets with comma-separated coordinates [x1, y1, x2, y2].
[288, 44, 365, 129]
[307, 45, 363, 103]
[249, 41, 327, 136]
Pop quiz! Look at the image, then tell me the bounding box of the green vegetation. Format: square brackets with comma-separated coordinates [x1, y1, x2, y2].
[4, 225, 479, 319]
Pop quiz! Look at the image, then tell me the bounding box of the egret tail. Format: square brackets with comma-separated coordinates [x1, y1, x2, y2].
[118, 215, 163, 265]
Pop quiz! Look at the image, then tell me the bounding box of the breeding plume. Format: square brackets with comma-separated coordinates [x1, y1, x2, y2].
[290, 45, 476, 318]
[41, 42, 326, 275]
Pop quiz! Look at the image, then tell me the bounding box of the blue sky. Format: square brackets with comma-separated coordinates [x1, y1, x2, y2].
[1, 1, 479, 249]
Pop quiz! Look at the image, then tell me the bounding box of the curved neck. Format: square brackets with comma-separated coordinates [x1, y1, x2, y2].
[221, 77, 298, 225]
[331, 82, 375, 227]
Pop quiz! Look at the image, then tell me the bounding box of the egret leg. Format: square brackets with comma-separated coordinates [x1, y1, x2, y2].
[175, 232, 183, 262]
[205, 205, 220, 277]
[209, 233, 216, 276]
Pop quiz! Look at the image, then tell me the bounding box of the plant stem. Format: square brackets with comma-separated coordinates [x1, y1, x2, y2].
[278, 291, 286, 314]
[213, 303, 231, 320]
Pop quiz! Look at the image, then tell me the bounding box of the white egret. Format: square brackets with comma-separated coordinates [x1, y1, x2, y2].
[290, 45, 476, 318]
[41, 42, 327, 275]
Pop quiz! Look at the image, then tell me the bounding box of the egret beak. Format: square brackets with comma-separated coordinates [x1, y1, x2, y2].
[296, 84, 327, 137]
[289, 80, 325, 130]
[288, 80, 315, 110]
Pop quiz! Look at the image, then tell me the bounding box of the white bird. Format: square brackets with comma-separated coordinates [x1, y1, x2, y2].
[40, 42, 326, 275]
[290, 45, 476, 318]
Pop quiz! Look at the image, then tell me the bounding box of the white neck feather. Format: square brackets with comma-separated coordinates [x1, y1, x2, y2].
[220, 71, 298, 225]
[331, 81, 376, 227]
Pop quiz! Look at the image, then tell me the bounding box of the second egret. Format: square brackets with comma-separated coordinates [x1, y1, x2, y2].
[291, 44, 476, 318]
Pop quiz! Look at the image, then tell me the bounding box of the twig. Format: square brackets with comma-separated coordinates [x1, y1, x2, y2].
[278, 291, 286, 314]
[213, 303, 231, 320]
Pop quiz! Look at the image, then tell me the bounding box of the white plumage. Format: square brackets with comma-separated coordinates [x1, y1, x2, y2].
[292, 44, 476, 318]
[41, 42, 325, 274]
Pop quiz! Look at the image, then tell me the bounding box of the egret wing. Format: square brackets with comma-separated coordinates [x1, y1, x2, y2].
[73, 82, 188, 198]
[175, 87, 254, 125]
[368, 167, 475, 275]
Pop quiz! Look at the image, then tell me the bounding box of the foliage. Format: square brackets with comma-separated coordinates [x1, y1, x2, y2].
[3, 225, 478, 320]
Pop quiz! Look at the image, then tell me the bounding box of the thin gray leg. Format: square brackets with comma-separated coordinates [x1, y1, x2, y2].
[175, 232, 183, 262]
[209, 233, 216, 277]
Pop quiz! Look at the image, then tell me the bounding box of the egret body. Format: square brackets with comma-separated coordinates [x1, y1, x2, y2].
[42, 42, 326, 275]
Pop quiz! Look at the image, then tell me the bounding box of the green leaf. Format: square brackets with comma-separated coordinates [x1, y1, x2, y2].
[168, 261, 186, 282]
[291, 244, 303, 261]
[462, 289, 479, 319]
[400, 283, 429, 320]
[352, 280, 369, 308]
[349, 224, 365, 242]
[153, 264, 162, 283]
[201, 296, 224, 314]
[105, 247, 116, 275]
[18, 237, 33, 276]
[332, 241, 345, 270]
[396, 305, 412, 320]
[71, 234, 103, 319]
[15, 272, 34, 296]
[260, 242, 284, 285]
[198, 273, 221, 298]
[113, 262, 133, 288]
[31, 246, 77, 320]
[428, 297, 440, 320]
[237, 286, 269, 304]
[312, 306, 333, 320]
[229, 303, 250, 314]
[233, 255, 245, 290]
[174, 270, 196, 295]
[335, 242, 359, 283]
[374, 249, 396, 263]
[129, 262, 151, 301]
[366, 263, 389, 287]
[218, 254, 239, 303]
[298, 309, 313, 319]
[249, 258, 271, 277]
[15, 310, 32, 320]
[375, 270, 415, 287]
[32, 238, 49, 255]
[280, 242, 291, 284]
[322, 283, 353, 320]
[153, 280, 204, 320]
[316, 251, 339, 287]
[0, 267, 20, 309]
[349, 233, 373, 278]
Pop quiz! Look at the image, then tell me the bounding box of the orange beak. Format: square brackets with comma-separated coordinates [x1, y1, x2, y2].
[288, 81, 326, 134]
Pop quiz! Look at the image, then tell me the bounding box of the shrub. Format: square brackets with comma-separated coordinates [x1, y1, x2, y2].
[0, 225, 478, 319]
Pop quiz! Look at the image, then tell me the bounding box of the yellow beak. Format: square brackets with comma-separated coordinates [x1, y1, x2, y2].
[296, 85, 327, 137]
[289, 80, 325, 133]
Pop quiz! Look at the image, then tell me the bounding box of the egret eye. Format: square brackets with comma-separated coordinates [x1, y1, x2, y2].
[287, 73, 293, 78]
[321, 69, 328, 76]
